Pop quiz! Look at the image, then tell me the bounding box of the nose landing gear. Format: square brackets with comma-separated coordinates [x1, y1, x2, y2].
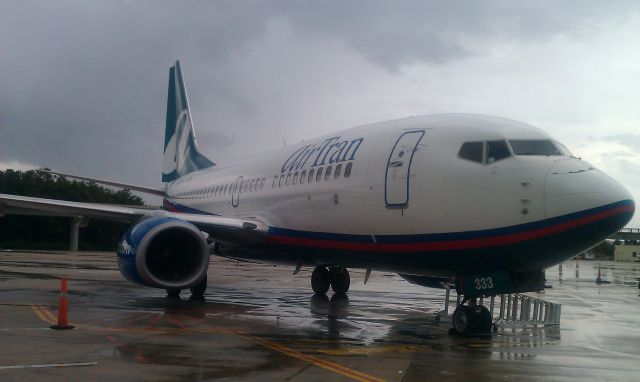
[449, 302, 492, 337]
[311, 266, 350, 296]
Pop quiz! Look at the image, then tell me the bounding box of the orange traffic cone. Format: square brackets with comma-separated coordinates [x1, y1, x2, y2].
[50, 277, 75, 330]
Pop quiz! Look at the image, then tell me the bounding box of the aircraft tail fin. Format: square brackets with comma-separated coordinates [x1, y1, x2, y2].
[162, 61, 215, 182]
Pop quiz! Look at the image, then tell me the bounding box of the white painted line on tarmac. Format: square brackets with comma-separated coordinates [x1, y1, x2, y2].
[0, 361, 98, 370]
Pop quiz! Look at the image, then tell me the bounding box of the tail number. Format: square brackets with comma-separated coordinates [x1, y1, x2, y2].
[474, 277, 494, 290]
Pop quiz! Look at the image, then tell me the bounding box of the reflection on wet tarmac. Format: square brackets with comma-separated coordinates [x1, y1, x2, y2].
[1, 251, 640, 381]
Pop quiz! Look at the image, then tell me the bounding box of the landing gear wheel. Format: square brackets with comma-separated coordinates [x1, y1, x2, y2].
[329, 267, 350, 295]
[450, 304, 493, 337]
[166, 289, 181, 298]
[189, 275, 207, 298]
[451, 305, 473, 335]
[311, 266, 330, 295]
[478, 305, 492, 334]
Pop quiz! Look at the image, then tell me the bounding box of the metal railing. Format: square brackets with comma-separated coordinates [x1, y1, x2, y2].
[437, 285, 561, 328]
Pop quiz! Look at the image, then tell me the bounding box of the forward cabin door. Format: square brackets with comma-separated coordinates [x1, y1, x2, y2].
[385, 130, 425, 206]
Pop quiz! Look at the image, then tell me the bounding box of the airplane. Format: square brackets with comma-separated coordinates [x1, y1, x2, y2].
[0, 61, 634, 336]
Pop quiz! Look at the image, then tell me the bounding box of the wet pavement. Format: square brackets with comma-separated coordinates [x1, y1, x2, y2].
[1, 250, 639, 381]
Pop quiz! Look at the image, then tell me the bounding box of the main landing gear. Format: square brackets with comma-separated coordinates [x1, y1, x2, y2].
[311, 266, 350, 295]
[166, 274, 208, 299]
[449, 298, 492, 337]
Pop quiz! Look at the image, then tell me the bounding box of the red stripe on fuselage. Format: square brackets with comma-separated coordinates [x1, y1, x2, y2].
[266, 205, 634, 252]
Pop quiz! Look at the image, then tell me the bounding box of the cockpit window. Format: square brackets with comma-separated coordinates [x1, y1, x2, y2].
[509, 140, 562, 156]
[553, 141, 573, 156]
[459, 142, 483, 163]
[486, 140, 511, 163]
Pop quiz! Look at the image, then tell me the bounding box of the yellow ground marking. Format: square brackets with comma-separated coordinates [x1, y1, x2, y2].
[316, 345, 419, 356]
[31, 305, 57, 325]
[28, 306, 384, 381]
[234, 330, 386, 382]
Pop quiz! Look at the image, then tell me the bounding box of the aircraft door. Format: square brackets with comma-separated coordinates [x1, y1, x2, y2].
[232, 176, 243, 207]
[385, 130, 425, 206]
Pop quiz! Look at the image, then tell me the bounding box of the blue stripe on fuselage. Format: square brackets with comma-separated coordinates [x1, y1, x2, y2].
[267, 199, 634, 244]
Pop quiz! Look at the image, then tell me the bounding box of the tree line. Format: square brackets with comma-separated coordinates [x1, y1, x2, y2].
[0, 169, 144, 250]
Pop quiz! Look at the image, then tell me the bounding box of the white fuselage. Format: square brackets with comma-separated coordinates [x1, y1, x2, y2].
[163, 114, 631, 239]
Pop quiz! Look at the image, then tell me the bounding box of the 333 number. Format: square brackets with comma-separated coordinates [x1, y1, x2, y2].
[474, 277, 494, 290]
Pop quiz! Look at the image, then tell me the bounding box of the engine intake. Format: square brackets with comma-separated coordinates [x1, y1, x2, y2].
[117, 217, 209, 289]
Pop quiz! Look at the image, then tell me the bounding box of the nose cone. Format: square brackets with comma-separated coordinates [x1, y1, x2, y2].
[545, 158, 635, 230]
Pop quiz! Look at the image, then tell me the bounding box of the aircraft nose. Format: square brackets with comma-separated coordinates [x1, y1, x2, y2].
[544, 158, 635, 227]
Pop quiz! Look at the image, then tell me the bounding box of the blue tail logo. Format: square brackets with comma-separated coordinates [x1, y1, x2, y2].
[162, 61, 214, 182]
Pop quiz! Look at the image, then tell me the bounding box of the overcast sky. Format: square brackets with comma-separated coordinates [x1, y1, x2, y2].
[1, 1, 639, 226]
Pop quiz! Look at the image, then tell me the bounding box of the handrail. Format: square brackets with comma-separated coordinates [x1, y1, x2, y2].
[436, 289, 561, 329]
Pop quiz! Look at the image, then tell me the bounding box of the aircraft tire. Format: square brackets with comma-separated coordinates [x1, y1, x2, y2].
[452, 305, 474, 335]
[312, 266, 331, 295]
[189, 275, 207, 297]
[166, 289, 181, 298]
[329, 267, 350, 295]
[478, 305, 493, 333]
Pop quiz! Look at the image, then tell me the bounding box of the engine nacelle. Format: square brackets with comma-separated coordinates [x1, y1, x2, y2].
[117, 217, 209, 289]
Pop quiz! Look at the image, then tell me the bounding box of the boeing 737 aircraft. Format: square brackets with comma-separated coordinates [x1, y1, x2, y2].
[0, 61, 634, 335]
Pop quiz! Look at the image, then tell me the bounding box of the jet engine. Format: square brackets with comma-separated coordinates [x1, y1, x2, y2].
[116, 217, 209, 289]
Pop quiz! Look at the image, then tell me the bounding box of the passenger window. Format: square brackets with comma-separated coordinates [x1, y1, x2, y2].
[486, 140, 511, 164]
[316, 167, 323, 182]
[308, 168, 315, 183]
[279, 174, 284, 187]
[459, 142, 483, 163]
[300, 170, 306, 184]
[344, 162, 353, 177]
[334, 164, 342, 179]
[285, 173, 291, 186]
[325, 166, 332, 181]
[293, 172, 299, 185]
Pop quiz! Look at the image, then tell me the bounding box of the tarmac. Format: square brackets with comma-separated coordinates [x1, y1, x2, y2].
[1, 250, 639, 381]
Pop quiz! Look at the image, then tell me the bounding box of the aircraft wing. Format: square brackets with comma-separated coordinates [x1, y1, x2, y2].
[0, 193, 267, 245]
[39, 170, 166, 197]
